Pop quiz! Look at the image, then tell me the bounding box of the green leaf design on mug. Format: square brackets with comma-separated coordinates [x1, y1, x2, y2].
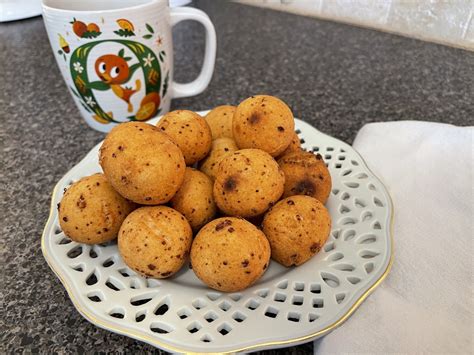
[158, 50, 166, 62]
[80, 102, 93, 113]
[143, 34, 153, 39]
[114, 29, 135, 37]
[163, 71, 170, 98]
[70, 86, 80, 98]
[88, 81, 109, 90]
[82, 31, 101, 39]
[145, 23, 154, 34]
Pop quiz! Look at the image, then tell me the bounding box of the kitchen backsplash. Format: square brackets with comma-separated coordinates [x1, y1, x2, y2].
[237, 0, 473, 50]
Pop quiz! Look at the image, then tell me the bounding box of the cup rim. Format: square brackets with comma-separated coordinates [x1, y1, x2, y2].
[42, 0, 165, 14]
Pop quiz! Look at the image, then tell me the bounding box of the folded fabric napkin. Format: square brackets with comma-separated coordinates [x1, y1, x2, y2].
[314, 121, 473, 354]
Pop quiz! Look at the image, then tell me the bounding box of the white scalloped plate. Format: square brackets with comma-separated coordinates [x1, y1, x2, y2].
[42, 112, 393, 353]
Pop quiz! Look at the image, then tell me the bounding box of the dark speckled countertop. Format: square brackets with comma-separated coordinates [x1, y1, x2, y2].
[1, 0, 473, 353]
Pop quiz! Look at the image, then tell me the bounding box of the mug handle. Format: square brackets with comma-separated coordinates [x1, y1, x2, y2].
[169, 7, 216, 99]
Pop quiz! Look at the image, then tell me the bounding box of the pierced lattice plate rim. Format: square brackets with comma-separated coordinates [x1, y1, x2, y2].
[42, 112, 393, 353]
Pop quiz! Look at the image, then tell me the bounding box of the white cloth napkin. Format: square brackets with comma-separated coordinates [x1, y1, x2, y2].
[314, 121, 473, 354]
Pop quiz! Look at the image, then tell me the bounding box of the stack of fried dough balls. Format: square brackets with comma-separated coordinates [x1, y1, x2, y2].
[57, 95, 333, 292]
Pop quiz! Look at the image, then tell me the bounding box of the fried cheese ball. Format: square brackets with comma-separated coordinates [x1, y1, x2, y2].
[233, 95, 294, 157]
[205, 105, 235, 139]
[99, 122, 185, 205]
[170, 168, 216, 231]
[118, 206, 192, 278]
[262, 195, 331, 267]
[157, 110, 212, 165]
[278, 150, 332, 204]
[190, 217, 270, 292]
[58, 173, 135, 244]
[213, 149, 285, 217]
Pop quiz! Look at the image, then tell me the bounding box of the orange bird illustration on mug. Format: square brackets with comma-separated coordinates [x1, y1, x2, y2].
[88, 49, 141, 112]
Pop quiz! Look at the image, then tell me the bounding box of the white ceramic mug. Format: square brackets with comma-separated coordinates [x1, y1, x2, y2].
[42, 0, 216, 132]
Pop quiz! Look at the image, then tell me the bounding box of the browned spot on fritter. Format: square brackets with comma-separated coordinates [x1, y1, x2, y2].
[161, 271, 172, 277]
[310, 243, 320, 253]
[228, 227, 235, 233]
[215, 219, 232, 231]
[76, 194, 86, 209]
[223, 176, 237, 191]
[287, 200, 295, 205]
[249, 112, 261, 124]
[148, 264, 156, 270]
[293, 179, 316, 196]
[241, 259, 249, 267]
[277, 126, 285, 132]
[315, 153, 323, 160]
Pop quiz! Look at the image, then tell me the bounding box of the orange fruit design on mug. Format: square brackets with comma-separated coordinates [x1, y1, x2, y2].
[135, 92, 161, 120]
[117, 19, 135, 32]
[93, 113, 112, 124]
[70, 18, 101, 38]
[71, 18, 87, 37]
[87, 23, 100, 33]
